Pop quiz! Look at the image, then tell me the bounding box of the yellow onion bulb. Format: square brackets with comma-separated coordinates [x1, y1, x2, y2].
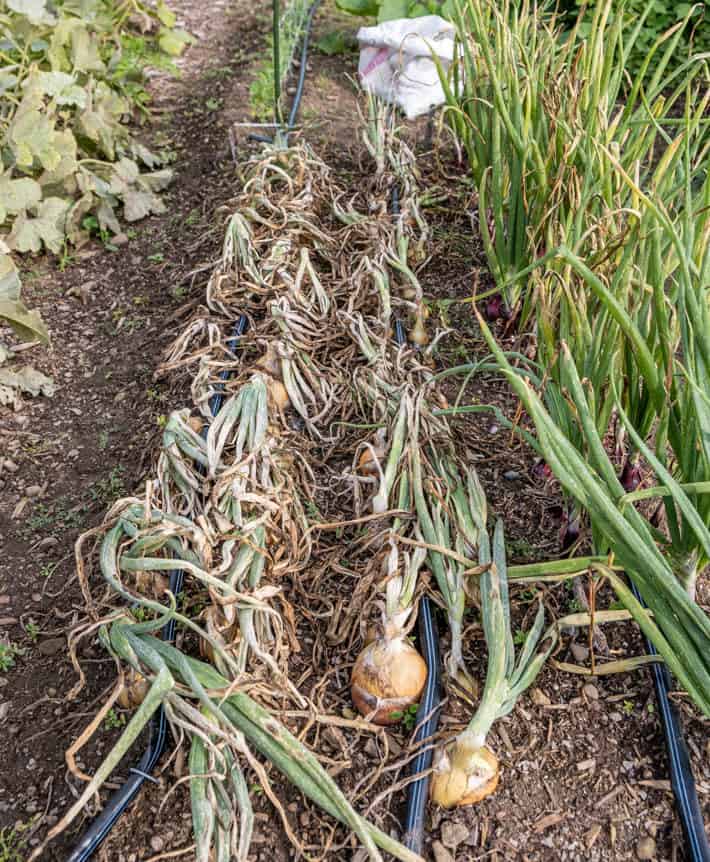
[430, 741, 499, 808]
[410, 307, 429, 347]
[351, 636, 427, 725]
[118, 670, 150, 710]
[268, 378, 290, 411]
[133, 570, 169, 600]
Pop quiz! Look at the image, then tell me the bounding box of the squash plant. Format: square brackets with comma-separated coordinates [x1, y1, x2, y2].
[336, 0, 455, 23]
[0, 0, 192, 340]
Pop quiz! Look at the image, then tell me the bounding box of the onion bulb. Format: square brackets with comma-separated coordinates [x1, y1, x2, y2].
[133, 571, 169, 600]
[410, 307, 429, 347]
[187, 414, 204, 434]
[267, 378, 290, 411]
[358, 429, 386, 476]
[118, 670, 150, 709]
[351, 635, 427, 725]
[430, 739, 499, 808]
[256, 344, 281, 378]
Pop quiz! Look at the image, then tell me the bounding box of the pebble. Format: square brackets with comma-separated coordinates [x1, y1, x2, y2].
[637, 836, 656, 859]
[432, 841, 454, 862]
[25, 485, 42, 498]
[441, 821, 469, 848]
[31, 592, 42, 602]
[112, 233, 129, 246]
[582, 683, 599, 700]
[38, 536, 58, 549]
[150, 836, 164, 853]
[38, 637, 66, 656]
[570, 642, 589, 662]
[503, 470, 521, 481]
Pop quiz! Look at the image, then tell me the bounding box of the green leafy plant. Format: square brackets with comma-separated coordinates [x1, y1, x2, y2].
[0, 640, 23, 672]
[336, 0, 455, 21]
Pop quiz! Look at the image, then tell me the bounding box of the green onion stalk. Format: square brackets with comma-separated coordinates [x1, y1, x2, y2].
[351, 391, 430, 725]
[431, 520, 556, 807]
[434, 0, 706, 317]
[29, 612, 424, 862]
[480, 315, 710, 717]
[411, 395, 487, 687]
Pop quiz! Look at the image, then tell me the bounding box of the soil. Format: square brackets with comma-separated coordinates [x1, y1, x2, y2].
[0, 2, 708, 862]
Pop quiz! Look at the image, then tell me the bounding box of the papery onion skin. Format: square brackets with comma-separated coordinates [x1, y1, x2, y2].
[351, 636, 427, 726]
[117, 670, 150, 710]
[430, 742, 500, 808]
[268, 379, 290, 411]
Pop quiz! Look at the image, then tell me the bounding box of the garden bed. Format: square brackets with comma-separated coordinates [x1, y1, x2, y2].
[0, 2, 708, 862]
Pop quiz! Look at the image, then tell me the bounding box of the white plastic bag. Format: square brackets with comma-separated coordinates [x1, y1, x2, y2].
[357, 16, 455, 120]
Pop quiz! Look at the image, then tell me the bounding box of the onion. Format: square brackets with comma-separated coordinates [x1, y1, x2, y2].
[430, 739, 499, 808]
[358, 430, 386, 476]
[187, 414, 204, 434]
[409, 307, 429, 347]
[118, 669, 150, 709]
[133, 571, 169, 599]
[256, 344, 281, 378]
[267, 378, 290, 411]
[351, 635, 427, 725]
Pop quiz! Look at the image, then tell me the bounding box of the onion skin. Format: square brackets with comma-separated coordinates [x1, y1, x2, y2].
[268, 379, 290, 411]
[117, 670, 150, 710]
[430, 742, 499, 808]
[351, 636, 427, 726]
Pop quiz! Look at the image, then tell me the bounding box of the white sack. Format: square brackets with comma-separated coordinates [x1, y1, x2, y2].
[357, 16, 455, 120]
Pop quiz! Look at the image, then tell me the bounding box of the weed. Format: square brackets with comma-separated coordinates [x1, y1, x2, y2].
[513, 629, 527, 646]
[0, 641, 23, 672]
[147, 252, 165, 263]
[104, 708, 127, 731]
[0, 825, 28, 862]
[23, 621, 39, 644]
[390, 703, 419, 731]
[89, 467, 126, 506]
[98, 431, 110, 452]
[39, 562, 58, 579]
[622, 699, 635, 716]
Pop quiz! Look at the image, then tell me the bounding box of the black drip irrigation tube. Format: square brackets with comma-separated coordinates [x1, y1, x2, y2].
[392, 248, 443, 851]
[630, 582, 710, 862]
[68, 315, 248, 862]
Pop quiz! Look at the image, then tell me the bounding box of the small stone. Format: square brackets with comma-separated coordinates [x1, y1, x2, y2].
[25, 485, 42, 498]
[112, 233, 129, 246]
[441, 821, 469, 849]
[149, 836, 164, 853]
[637, 836, 656, 859]
[531, 688, 551, 707]
[3, 459, 18, 473]
[503, 470, 520, 481]
[570, 642, 589, 662]
[432, 841, 454, 862]
[582, 683, 599, 700]
[31, 592, 42, 602]
[38, 637, 65, 656]
[38, 537, 58, 549]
